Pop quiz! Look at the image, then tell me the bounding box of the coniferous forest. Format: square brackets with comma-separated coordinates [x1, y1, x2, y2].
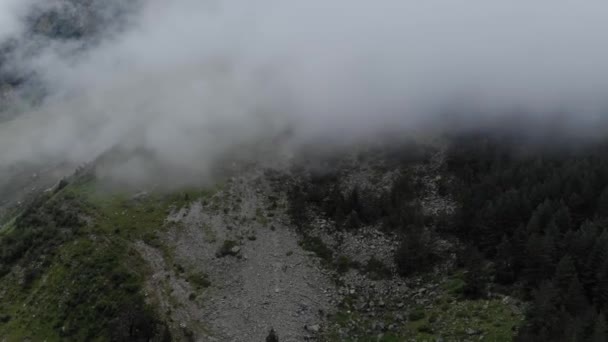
[286, 129, 608, 341]
[444, 132, 608, 341]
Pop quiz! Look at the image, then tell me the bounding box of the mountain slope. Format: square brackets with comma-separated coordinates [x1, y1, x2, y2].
[0, 140, 526, 341]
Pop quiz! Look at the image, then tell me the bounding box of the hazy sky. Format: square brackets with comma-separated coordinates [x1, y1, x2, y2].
[0, 0, 31, 41]
[1, 0, 608, 182]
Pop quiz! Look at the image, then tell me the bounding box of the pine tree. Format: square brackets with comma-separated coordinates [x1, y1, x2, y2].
[587, 232, 608, 272]
[553, 202, 573, 233]
[462, 246, 485, 298]
[511, 224, 528, 275]
[495, 235, 515, 284]
[560, 311, 584, 342]
[597, 187, 608, 218]
[591, 313, 608, 342]
[266, 328, 279, 342]
[563, 277, 589, 315]
[526, 200, 554, 234]
[394, 226, 435, 276]
[594, 268, 608, 311]
[568, 192, 585, 214]
[343, 210, 362, 230]
[554, 255, 577, 292]
[524, 281, 560, 337]
[524, 234, 554, 287]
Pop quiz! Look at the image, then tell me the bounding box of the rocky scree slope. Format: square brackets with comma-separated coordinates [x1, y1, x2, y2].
[0, 141, 524, 341]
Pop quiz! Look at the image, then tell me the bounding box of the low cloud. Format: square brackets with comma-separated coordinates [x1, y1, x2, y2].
[1, 0, 608, 184]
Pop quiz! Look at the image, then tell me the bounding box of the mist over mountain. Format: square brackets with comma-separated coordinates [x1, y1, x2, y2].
[1, 0, 608, 184]
[5, 2, 608, 341]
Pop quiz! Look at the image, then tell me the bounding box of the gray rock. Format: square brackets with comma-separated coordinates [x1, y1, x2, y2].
[131, 191, 149, 201]
[306, 324, 321, 333]
[466, 328, 479, 335]
[372, 321, 385, 331]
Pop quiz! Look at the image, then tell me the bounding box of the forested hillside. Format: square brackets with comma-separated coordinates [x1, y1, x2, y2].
[443, 132, 608, 341]
[2, 1, 608, 340]
[3, 131, 608, 341]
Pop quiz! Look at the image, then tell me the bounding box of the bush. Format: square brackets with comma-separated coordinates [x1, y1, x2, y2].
[299, 235, 333, 263]
[363, 257, 392, 280]
[417, 323, 433, 334]
[409, 309, 426, 321]
[216, 240, 239, 258]
[395, 227, 437, 276]
[0, 314, 11, 323]
[335, 255, 353, 274]
[187, 271, 211, 289]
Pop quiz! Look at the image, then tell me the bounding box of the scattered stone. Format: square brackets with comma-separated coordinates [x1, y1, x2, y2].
[466, 328, 480, 335]
[131, 191, 149, 201]
[306, 324, 321, 333]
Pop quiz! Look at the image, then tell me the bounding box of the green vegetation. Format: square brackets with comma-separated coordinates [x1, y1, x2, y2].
[335, 255, 356, 274]
[402, 297, 523, 341]
[0, 227, 168, 341]
[216, 239, 240, 257]
[362, 257, 392, 280]
[445, 133, 608, 340]
[323, 275, 523, 342]
[299, 235, 333, 263]
[186, 271, 211, 290]
[408, 309, 426, 321]
[64, 179, 211, 238]
[0, 174, 214, 340]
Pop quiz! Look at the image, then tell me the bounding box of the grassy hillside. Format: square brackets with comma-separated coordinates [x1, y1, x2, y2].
[0, 173, 211, 341]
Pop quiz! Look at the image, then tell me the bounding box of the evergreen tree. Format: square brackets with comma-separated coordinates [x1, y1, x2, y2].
[523, 281, 560, 338]
[554, 255, 577, 292]
[266, 328, 279, 342]
[343, 210, 362, 230]
[591, 313, 608, 342]
[495, 235, 515, 284]
[559, 311, 585, 342]
[563, 277, 589, 315]
[462, 246, 485, 298]
[597, 187, 608, 218]
[394, 226, 435, 276]
[553, 202, 573, 233]
[526, 200, 554, 234]
[524, 234, 552, 287]
[594, 269, 608, 310]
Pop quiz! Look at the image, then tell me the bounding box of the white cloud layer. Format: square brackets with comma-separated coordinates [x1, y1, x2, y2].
[2, 0, 608, 182]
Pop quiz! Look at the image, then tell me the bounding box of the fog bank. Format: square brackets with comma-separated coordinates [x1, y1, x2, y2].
[1, 0, 608, 183]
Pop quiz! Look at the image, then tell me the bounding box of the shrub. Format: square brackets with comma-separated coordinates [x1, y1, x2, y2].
[216, 240, 239, 258]
[335, 255, 352, 274]
[417, 323, 433, 334]
[363, 257, 392, 280]
[187, 271, 211, 289]
[299, 235, 333, 263]
[395, 227, 437, 276]
[409, 309, 426, 321]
